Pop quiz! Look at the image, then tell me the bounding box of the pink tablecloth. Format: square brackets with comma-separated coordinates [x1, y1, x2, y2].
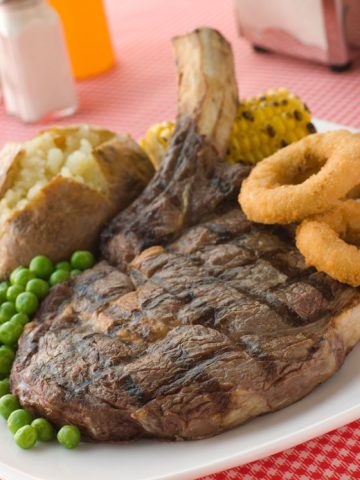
[0, 0, 359, 479]
[0, 0, 359, 144]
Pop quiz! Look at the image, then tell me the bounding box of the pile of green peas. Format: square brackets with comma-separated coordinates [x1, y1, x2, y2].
[0, 250, 95, 449]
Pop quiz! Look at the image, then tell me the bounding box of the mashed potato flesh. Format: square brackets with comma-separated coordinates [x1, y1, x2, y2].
[0, 126, 112, 224]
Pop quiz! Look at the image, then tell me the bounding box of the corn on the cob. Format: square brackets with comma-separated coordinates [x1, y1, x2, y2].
[139, 121, 174, 169]
[140, 88, 316, 168]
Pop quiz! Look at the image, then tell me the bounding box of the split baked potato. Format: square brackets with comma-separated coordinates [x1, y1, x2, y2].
[0, 125, 154, 278]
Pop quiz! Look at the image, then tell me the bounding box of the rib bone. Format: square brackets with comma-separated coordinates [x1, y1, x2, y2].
[101, 28, 249, 269]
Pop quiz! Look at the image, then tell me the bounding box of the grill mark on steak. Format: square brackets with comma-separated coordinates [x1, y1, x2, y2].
[134, 217, 351, 334]
[122, 375, 149, 404]
[131, 248, 326, 338]
[138, 244, 319, 328]
[123, 326, 243, 401]
[171, 218, 338, 324]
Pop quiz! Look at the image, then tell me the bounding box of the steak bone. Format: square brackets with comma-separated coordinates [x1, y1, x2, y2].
[101, 28, 250, 269]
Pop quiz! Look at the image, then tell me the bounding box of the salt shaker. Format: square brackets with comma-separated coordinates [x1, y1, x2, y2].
[0, 0, 77, 123]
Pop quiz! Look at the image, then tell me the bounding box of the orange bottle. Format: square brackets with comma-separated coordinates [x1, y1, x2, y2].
[49, 0, 115, 79]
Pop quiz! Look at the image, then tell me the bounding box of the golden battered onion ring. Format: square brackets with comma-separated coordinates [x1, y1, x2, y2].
[239, 131, 360, 224]
[296, 200, 360, 287]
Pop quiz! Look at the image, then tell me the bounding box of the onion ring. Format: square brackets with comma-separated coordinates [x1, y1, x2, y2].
[296, 200, 360, 286]
[239, 131, 360, 224]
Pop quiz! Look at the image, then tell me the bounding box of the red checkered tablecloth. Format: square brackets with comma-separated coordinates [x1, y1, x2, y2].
[0, 1, 359, 479]
[199, 420, 360, 480]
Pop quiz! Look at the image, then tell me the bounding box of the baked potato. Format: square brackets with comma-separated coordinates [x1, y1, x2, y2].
[0, 125, 154, 278]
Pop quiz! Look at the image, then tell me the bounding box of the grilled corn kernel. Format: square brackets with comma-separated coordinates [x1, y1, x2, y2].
[139, 122, 174, 169]
[140, 88, 315, 167]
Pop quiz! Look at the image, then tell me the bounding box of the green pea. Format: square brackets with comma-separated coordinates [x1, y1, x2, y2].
[0, 378, 10, 397]
[32, 418, 54, 442]
[0, 302, 16, 324]
[14, 425, 37, 449]
[0, 319, 23, 346]
[10, 313, 30, 326]
[57, 425, 80, 449]
[11, 268, 35, 287]
[10, 267, 23, 285]
[0, 394, 20, 419]
[0, 345, 15, 376]
[70, 251, 95, 271]
[0, 282, 9, 303]
[8, 409, 33, 434]
[26, 279, 49, 300]
[49, 270, 70, 286]
[29, 256, 54, 279]
[6, 284, 25, 302]
[15, 292, 39, 316]
[70, 269, 81, 277]
[55, 261, 71, 272]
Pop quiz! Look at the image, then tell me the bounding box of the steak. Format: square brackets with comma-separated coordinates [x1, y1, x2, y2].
[11, 28, 360, 441]
[10, 211, 360, 440]
[100, 28, 250, 269]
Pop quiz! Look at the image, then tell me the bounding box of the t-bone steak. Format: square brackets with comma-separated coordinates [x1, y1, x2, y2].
[11, 28, 360, 441]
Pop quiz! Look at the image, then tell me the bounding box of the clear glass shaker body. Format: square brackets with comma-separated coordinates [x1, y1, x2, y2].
[0, 0, 77, 123]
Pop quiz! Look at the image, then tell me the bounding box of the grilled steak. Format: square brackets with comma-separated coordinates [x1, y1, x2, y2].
[11, 28, 360, 441]
[10, 210, 360, 440]
[100, 28, 250, 269]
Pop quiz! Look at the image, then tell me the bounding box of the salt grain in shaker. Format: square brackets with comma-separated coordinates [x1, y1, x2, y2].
[0, 0, 77, 123]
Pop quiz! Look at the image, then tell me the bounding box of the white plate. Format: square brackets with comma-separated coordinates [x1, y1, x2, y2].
[0, 119, 359, 480]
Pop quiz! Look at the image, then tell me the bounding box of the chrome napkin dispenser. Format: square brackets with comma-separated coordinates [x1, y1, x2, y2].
[234, 0, 360, 71]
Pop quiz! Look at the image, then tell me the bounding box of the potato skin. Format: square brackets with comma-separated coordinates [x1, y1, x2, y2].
[0, 144, 24, 198]
[0, 127, 154, 278]
[94, 134, 155, 213]
[0, 177, 111, 276]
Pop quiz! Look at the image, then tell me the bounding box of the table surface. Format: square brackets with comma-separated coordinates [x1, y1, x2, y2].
[0, 0, 360, 479]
